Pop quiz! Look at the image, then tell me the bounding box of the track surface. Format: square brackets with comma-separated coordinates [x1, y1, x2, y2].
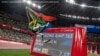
[0, 40, 30, 49]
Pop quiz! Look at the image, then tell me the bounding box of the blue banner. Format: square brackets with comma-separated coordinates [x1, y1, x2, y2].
[87, 25, 100, 33]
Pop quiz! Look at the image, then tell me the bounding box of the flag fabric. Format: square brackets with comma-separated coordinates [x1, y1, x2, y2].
[42, 15, 56, 21]
[26, 7, 56, 33]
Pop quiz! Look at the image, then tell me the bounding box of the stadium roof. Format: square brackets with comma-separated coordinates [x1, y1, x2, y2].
[0, 0, 100, 25]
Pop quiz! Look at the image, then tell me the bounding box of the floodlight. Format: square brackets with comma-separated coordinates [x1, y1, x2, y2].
[37, 5, 41, 9]
[80, 4, 86, 8]
[23, 0, 27, 2]
[32, 3, 36, 7]
[27, 0, 32, 5]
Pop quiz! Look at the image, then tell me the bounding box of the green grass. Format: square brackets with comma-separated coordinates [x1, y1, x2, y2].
[0, 49, 33, 56]
[0, 49, 98, 56]
[88, 53, 97, 56]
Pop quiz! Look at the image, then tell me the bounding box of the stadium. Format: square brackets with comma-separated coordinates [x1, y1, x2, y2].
[0, 0, 100, 56]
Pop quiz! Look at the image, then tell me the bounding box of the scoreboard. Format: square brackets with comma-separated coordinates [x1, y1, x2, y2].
[33, 33, 74, 56]
[30, 27, 87, 56]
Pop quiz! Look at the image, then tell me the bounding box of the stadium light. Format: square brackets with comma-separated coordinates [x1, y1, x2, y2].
[80, 4, 86, 8]
[23, 0, 27, 2]
[37, 5, 41, 9]
[27, 0, 32, 5]
[72, 15, 77, 18]
[98, 18, 100, 20]
[66, 0, 75, 4]
[32, 3, 36, 7]
[68, 15, 72, 17]
[66, 0, 100, 9]
[69, 0, 75, 4]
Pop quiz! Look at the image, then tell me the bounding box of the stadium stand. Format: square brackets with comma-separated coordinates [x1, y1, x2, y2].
[0, 11, 33, 45]
[87, 33, 100, 55]
[0, 28, 32, 45]
[0, 11, 28, 29]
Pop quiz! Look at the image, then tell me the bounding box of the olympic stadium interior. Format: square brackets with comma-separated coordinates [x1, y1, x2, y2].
[0, 0, 100, 56]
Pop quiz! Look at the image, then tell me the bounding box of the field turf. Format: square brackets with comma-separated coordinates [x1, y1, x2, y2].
[88, 53, 97, 56]
[0, 49, 98, 56]
[0, 49, 33, 56]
